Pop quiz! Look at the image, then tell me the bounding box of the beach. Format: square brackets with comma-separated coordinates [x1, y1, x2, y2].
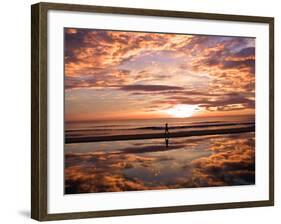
[65, 125, 254, 143]
[64, 115, 255, 194]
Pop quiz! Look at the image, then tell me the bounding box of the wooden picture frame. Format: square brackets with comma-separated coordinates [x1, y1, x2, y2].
[31, 2, 274, 221]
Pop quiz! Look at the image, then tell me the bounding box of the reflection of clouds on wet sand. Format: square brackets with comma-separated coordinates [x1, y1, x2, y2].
[65, 132, 255, 194]
[65, 152, 165, 193]
[191, 135, 255, 187]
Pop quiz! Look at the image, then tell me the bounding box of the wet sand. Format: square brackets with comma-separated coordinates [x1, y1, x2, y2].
[65, 125, 255, 144]
[65, 132, 255, 194]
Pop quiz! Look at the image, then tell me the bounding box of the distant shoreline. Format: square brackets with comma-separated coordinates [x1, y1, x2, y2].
[65, 125, 255, 144]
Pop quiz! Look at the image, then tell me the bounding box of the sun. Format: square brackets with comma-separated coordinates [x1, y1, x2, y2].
[164, 104, 199, 118]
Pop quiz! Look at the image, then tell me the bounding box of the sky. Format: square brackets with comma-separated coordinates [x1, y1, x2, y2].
[64, 28, 255, 122]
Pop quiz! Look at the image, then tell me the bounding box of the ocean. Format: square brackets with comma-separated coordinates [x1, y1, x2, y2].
[65, 115, 255, 139]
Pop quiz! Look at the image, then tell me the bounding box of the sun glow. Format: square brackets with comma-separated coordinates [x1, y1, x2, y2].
[165, 104, 199, 118]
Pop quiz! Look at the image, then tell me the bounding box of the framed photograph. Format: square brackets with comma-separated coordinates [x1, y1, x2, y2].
[31, 2, 274, 221]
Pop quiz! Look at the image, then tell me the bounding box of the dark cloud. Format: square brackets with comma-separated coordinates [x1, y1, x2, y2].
[235, 47, 255, 58]
[119, 84, 184, 92]
[156, 92, 255, 112]
[223, 59, 255, 70]
[65, 69, 131, 90]
[119, 144, 185, 154]
[202, 93, 255, 110]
